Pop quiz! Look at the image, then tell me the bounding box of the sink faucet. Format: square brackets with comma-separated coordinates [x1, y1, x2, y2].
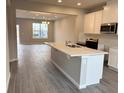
[65, 41, 71, 46]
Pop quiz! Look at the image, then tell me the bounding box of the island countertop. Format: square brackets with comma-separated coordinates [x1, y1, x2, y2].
[47, 43, 108, 57]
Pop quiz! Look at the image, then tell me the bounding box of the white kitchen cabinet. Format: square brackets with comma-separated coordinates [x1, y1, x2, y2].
[102, 0, 118, 23]
[84, 10, 102, 34]
[94, 11, 103, 34]
[84, 12, 95, 34]
[108, 48, 118, 70]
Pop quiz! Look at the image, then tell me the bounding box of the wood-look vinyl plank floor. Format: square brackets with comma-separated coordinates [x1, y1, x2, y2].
[7, 45, 118, 93]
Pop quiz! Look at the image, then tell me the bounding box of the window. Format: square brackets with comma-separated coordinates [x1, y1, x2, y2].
[32, 23, 48, 39]
[16, 24, 20, 44]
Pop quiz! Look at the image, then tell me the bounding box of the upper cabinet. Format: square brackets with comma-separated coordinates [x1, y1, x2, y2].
[84, 12, 95, 34]
[102, 0, 118, 23]
[84, 0, 118, 34]
[84, 10, 102, 34]
[94, 11, 103, 34]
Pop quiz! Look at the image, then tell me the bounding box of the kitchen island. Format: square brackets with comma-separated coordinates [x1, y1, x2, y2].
[47, 43, 107, 89]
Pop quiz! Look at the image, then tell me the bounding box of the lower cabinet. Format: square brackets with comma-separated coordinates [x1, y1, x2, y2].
[51, 47, 105, 89]
[108, 48, 118, 71]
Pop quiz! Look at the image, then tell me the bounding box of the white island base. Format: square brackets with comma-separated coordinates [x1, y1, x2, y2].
[51, 47, 105, 89]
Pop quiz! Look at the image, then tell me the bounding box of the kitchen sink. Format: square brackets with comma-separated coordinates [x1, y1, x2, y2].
[67, 44, 82, 48]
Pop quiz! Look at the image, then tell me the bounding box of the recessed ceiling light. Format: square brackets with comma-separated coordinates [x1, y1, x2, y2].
[58, 0, 62, 3]
[77, 2, 81, 6]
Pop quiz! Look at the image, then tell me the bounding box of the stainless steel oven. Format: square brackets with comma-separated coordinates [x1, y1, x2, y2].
[86, 39, 98, 49]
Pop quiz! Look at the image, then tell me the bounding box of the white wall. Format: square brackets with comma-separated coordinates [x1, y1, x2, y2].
[54, 14, 84, 43]
[54, 16, 76, 43]
[7, 0, 17, 61]
[54, 11, 83, 42]
[6, 23, 10, 90]
[54, 12, 84, 43]
[6, 0, 11, 90]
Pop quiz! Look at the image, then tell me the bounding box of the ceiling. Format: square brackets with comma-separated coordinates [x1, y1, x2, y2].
[18, 0, 109, 9]
[16, 9, 69, 20]
[16, 0, 111, 20]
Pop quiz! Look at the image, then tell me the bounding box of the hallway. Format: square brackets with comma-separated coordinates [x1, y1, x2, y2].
[8, 45, 118, 93]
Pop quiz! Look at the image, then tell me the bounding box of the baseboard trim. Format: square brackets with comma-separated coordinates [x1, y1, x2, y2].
[51, 60, 82, 89]
[10, 58, 18, 62]
[6, 72, 10, 92]
[79, 85, 87, 89]
[108, 66, 118, 72]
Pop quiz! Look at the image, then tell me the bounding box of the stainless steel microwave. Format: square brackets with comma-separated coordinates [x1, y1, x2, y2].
[100, 23, 118, 34]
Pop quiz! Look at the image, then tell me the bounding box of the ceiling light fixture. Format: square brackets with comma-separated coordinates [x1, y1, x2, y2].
[77, 2, 81, 6]
[47, 22, 50, 24]
[58, 0, 62, 3]
[42, 21, 50, 24]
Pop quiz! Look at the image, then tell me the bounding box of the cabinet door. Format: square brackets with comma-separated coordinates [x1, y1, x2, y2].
[94, 11, 103, 34]
[102, 0, 118, 23]
[84, 12, 95, 34]
[108, 49, 118, 69]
